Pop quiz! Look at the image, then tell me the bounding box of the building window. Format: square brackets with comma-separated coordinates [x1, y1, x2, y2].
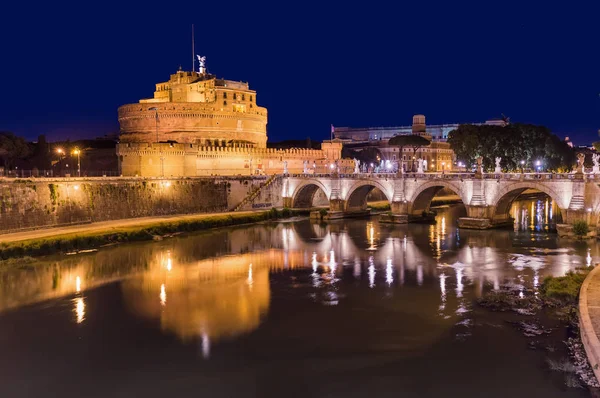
[223, 101, 227, 106]
[233, 93, 237, 100]
[393, 155, 396, 160]
[250, 95, 253, 102]
[242, 94, 245, 101]
[223, 92, 227, 99]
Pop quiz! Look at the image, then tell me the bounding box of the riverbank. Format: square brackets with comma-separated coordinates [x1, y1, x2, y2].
[579, 264, 600, 384]
[0, 208, 308, 261]
[478, 266, 600, 389]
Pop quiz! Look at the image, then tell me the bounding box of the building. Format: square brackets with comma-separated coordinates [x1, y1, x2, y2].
[334, 115, 506, 172]
[117, 60, 348, 177]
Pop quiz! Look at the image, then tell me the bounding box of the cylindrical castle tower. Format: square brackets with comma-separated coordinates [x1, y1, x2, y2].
[117, 69, 268, 148]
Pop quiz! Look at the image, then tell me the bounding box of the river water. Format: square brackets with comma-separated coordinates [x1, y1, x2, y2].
[0, 198, 599, 397]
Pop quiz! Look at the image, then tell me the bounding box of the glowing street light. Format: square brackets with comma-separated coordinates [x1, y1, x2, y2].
[55, 148, 65, 176]
[520, 160, 525, 173]
[72, 148, 81, 177]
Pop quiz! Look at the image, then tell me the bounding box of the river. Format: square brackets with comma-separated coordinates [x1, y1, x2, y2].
[0, 197, 598, 397]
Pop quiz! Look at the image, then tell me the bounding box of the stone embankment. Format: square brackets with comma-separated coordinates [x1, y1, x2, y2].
[579, 264, 600, 383]
[0, 176, 283, 234]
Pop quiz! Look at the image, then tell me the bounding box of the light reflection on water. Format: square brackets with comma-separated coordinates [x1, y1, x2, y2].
[0, 198, 598, 397]
[511, 195, 560, 232]
[0, 199, 596, 338]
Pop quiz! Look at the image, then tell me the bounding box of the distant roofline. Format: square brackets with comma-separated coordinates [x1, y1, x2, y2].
[334, 120, 501, 131]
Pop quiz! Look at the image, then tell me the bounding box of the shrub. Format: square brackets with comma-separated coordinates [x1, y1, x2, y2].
[572, 220, 589, 237]
[539, 267, 593, 304]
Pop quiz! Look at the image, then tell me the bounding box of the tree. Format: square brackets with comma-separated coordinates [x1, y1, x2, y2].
[389, 135, 431, 171]
[343, 146, 382, 167]
[29, 135, 52, 170]
[0, 132, 30, 170]
[447, 123, 575, 172]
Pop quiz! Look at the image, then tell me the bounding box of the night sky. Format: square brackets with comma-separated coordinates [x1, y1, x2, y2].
[1, 1, 599, 144]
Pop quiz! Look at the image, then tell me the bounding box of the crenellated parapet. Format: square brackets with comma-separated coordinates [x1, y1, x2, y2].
[116, 142, 346, 177]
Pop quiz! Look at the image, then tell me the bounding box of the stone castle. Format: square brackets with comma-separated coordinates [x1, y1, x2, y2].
[116, 61, 346, 176]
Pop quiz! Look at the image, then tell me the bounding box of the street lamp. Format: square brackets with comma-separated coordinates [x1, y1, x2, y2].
[56, 148, 65, 176]
[72, 148, 81, 177]
[520, 160, 525, 173]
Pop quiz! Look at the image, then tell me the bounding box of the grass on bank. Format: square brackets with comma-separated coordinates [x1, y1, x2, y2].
[367, 201, 391, 211]
[477, 266, 595, 323]
[0, 208, 307, 261]
[540, 267, 594, 305]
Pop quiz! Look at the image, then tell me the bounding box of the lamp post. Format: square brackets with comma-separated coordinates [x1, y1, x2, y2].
[56, 148, 64, 176]
[73, 148, 81, 177]
[520, 160, 525, 173]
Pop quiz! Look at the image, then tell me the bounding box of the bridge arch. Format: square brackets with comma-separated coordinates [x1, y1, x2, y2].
[491, 182, 568, 224]
[344, 180, 393, 211]
[291, 180, 330, 208]
[408, 180, 467, 215]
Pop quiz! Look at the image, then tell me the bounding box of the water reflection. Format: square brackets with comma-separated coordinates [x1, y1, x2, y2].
[511, 196, 560, 231]
[0, 198, 598, 347]
[121, 258, 271, 343]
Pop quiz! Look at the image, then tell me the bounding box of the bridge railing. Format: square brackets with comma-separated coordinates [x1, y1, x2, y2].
[284, 171, 598, 181]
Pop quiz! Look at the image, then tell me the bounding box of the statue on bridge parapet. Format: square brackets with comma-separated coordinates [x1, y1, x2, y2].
[592, 153, 600, 174]
[576, 153, 585, 174]
[353, 158, 360, 174]
[417, 158, 424, 174]
[283, 161, 288, 175]
[494, 157, 502, 173]
[303, 160, 309, 174]
[475, 156, 484, 177]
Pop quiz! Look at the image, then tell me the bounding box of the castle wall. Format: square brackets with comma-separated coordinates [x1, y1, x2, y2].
[117, 143, 347, 177]
[118, 103, 268, 147]
[0, 177, 283, 233]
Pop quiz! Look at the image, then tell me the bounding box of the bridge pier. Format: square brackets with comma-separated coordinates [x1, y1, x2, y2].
[457, 205, 493, 229]
[283, 172, 600, 230]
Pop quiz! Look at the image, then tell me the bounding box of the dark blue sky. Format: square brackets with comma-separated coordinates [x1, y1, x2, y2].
[1, 1, 599, 144]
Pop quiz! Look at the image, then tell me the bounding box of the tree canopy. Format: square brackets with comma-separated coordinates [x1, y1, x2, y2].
[0, 132, 30, 169]
[447, 124, 575, 172]
[342, 146, 382, 164]
[389, 134, 431, 171]
[388, 134, 431, 148]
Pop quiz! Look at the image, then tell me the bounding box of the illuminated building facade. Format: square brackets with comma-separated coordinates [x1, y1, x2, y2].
[334, 115, 506, 172]
[116, 63, 346, 176]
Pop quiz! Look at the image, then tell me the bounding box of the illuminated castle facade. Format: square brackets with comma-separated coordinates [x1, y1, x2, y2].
[116, 62, 345, 177]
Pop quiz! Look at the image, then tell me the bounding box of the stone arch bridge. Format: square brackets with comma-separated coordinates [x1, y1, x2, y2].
[281, 172, 600, 229]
